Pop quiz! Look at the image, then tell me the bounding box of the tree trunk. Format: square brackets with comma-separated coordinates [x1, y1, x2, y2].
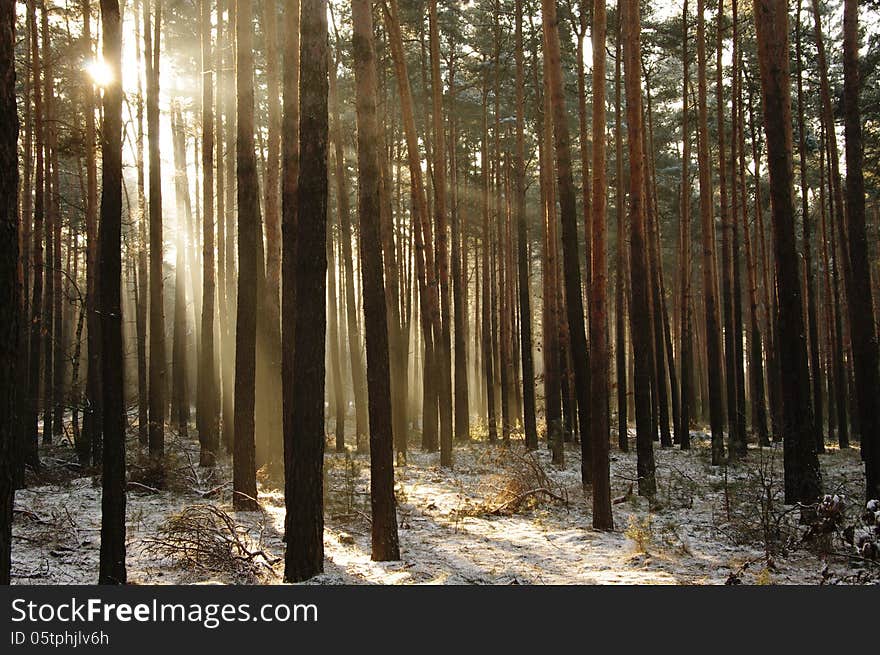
[795, 0, 822, 453]
[259, 0, 283, 470]
[0, 0, 20, 585]
[622, 0, 656, 495]
[352, 0, 400, 559]
[696, 0, 725, 464]
[428, 0, 453, 467]
[449, 52, 469, 446]
[171, 105, 190, 439]
[752, 0, 821, 505]
[514, 0, 537, 451]
[542, 0, 592, 486]
[841, 0, 880, 500]
[25, 0, 42, 471]
[133, 1, 147, 449]
[97, 0, 126, 585]
[678, 0, 692, 450]
[614, 8, 627, 453]
[330, 58, 369, 453]
[232, 0, 260, 512]
[145, 0, 166, 460]
[284, 0, 326, 582]
[590, 0, 613, 529]
[198, 0, 218, 466]
[40, 0, 53, 447]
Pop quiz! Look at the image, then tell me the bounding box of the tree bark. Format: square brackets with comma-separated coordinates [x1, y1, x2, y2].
[622, 0, 656, 495]
[590, 0, 613, 529]
[0, 0, 20, 585]
[752, 0, 821, 505]
[198, 0, 218, 466]
[352, 0, 400, 559]
[841, 0, 880, 500]
[514, 0, 537, 451]
[542, 0, 592, 486]
[284, 0, 326, 582]
[696, 0, 725, 464]
[145, 0, 166, 460]
[232, 0, 260, 511]
[97, 0, 126, 585]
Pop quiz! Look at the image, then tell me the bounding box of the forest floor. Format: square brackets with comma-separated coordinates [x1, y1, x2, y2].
[10, 421, 879, 585]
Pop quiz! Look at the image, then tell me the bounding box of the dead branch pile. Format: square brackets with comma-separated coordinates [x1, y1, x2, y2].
[143, 504, 278, 579]
[467, 449, 569, 516]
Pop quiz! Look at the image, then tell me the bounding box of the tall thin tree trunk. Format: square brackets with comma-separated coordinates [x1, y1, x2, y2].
[841, 0, 880, 499]
[614, 7, 627, 452]
[259, 0, 283, 469]
[795, 0, 822, 453]
[40, 0, 53, 447]
[514, 0, 537, 451]
[198, 0, 218, 466]
[330, 58, 368, 453]
[678, 0, 692, 450]
[97, 0, 126, 585]
[171, 105, 190, 439]
[623, 0, 656, 495]
[590, 0, 613, 529]
[542, 0, 592, 486]
[284, 0, 327, 583]
[25, 0, 43, 470]
[697, 0, 725, 464]
[752, 0, 821, 505]
[428, 0, 453, 467]
[232, 0, 260, 512]
[0, 0, 21, 585]
[352, 0, 400, 559]
[145, 0, 166, 460]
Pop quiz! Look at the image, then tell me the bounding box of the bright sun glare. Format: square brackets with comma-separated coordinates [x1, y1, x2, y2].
[85, 58, 113, 88]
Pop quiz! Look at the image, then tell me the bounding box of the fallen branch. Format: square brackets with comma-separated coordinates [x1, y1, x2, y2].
[488, 488, 569, 515]
[127, 481, 161, 494]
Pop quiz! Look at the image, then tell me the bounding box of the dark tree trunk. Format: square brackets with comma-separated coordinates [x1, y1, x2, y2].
[614, 9, 627, 453]
[841, 0, 880, 500]
[542, 0, 592, 486]
[0, 0, 20, 585]
[198, 0, 218, 466]
[623, 0, 656, 495]
[25, 0, 43, 472]
[795, 0, 822, 453]
[233, 0, 259, 512]
[352, 0, 400, 559]
[590, 0, 613, 529]
[696, 0, 725, 464]
[133, 1, 146, 449]
[40, 0, 53, 448]
[97, 0, 126, 585]
[145, 0, 166, 460]
[514, 0, 537, 451]
[752, 0, 821, 505]
[428, 0, 453, 467]
[678, 0, 692, 450]
[284, 0, 327, 582]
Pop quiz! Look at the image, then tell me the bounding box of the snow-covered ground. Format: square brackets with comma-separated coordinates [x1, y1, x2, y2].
[10, 430, 877, 585]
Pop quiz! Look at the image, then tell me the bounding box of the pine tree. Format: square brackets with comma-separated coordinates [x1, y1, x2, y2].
[0, 0, 20, 587]
[97, 0, 126, 585]
[352, 0, 400, 559]
[285, 0, 327, 582]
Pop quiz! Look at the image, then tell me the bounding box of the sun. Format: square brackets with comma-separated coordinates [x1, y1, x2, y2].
[85, 58, 113, 88]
